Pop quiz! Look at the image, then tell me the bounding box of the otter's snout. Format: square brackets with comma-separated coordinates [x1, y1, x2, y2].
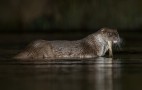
[113, 36, 121, 44]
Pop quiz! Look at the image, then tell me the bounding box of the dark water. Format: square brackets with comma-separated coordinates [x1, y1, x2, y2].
[1, 57, 142, 90]
[0, 32, 142, 90]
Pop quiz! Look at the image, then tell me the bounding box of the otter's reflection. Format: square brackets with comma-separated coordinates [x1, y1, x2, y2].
[94, 57, 121, 90]
[31, 57, 121, 90]
[1, 58, 121, 90]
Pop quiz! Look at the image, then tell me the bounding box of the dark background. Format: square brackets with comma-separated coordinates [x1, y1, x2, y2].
[0, 0, 141, 54]
[0, 0, 142, 32]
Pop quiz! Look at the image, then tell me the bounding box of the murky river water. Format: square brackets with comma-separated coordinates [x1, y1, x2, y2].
[0, 31, 142, 90]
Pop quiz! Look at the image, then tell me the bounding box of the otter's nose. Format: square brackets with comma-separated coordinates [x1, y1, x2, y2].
[113, 37, 121, 44]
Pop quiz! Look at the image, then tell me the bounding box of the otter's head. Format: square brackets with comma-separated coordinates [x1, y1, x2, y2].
[99, 28, 120, 44]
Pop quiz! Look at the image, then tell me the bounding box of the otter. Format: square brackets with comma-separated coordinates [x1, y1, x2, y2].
[14, 28, 121, 60]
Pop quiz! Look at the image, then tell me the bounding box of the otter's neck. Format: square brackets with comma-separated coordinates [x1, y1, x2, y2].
[84, 33, 109, 56]
[95, 34, 109, 56]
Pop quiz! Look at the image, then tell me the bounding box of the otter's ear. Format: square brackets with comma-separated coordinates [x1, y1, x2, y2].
[100, 28, 106, 33]
[101, 28, 105, 32]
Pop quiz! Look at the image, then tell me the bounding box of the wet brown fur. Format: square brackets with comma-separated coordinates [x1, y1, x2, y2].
[14, 28, 120, 60]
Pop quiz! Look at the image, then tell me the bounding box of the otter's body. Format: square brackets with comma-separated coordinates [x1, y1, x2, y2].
[14, 28, 120, 60]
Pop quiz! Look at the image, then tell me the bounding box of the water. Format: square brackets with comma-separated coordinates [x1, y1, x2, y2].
[1, 57, 142, 90]
[0, 32, 142, 90]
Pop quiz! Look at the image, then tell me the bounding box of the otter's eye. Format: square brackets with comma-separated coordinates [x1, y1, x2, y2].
[108, 32, 113, 37]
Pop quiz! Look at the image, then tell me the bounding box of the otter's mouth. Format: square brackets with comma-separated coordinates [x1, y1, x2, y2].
[113, 40, 118, 44]
[113, 37, 121, 44]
